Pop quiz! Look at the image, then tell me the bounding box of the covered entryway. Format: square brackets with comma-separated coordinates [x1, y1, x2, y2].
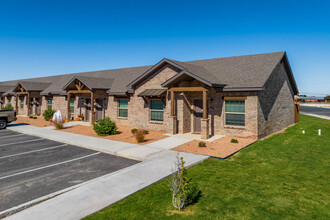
[62, 75, 112, 124]
[13, 82, 50, 116]
[167, 87, 210, 139]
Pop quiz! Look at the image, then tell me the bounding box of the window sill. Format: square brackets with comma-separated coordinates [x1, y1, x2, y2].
[149, 120, 163, 125]
[224, 125, 245, 130]
[117, 117, 128, 120]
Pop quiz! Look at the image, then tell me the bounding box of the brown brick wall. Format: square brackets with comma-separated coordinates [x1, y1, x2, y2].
[257, 62, 295, 138]
[10, 61, 295, 139]
[106, 64, 179, 131]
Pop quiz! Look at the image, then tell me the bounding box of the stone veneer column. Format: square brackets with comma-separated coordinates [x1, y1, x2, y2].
[169, 116, 178, 135]
[201, 118, 210, 139]
[90, 112, 96, 125]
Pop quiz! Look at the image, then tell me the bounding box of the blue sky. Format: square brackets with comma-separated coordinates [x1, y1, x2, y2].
[0, 0, 329, 96]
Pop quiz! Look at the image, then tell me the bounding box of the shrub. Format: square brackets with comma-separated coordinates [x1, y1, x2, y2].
[54, 122, 64, 130]
[131, 128, 138, 134]
[29, 116, 34, 119]
[231, 138, 239, 143]
[1, 104, 14, 111]
[135, 129, 145, 143]
[43, 109, 56, 121]
[33, 116, 37, 119]
[199, 142, 206, 147]
[142, 129, 149, 135]
[93, 117, 118, 136]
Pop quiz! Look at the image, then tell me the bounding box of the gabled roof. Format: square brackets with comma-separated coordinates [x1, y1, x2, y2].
[62, 75, 114, 91]
[0, 85, 13, 93]
[14, 81, 51, 92]
[0, 51, 298, 96]
[126, 51, 298, 94]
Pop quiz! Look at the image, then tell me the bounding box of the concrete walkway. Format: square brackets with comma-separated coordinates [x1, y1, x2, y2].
[7, 124, 194, 161]
[6, 124, 208, 220]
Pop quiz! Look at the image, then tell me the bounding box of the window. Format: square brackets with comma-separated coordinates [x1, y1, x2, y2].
[47, 98, 53, 109]
[225, 100, 245, 126]
[150, 99, 164, 121]
[20, 97, 24, 109]
[118, 99, 128, 118]
[8, 97, 11, 104]
[70, 98, 75, 113]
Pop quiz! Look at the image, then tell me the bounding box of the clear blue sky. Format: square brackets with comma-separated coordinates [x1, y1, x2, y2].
[0, 0, 329, 96]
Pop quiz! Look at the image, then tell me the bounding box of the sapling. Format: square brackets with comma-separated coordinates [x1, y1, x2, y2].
[168, 154, 190, 211]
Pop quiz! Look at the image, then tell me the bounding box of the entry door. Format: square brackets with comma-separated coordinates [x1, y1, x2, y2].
[85, 98, 91, 122]
[35, 98, 41, 115]
[95, 99, 104, 120]
[194, 99, 203, 133]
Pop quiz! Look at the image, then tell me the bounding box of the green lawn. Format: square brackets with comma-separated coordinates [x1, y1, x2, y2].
[85, 114, 330, 219]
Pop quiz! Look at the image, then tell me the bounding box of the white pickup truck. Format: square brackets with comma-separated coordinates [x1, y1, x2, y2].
[0, 110, 16, 129]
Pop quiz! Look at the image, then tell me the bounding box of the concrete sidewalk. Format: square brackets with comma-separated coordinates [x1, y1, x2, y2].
[6, 150, 207, 220]
[7, 124, 193, 161]
[5, 124, 208, 220]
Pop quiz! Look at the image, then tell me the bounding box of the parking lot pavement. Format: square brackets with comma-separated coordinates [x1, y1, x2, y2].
[0, 130, 139, 214]
[300, 106, 330, 117]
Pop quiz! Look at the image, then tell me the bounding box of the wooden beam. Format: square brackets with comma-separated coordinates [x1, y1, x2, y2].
[203, 90, 207, 119]
[27, 92, 31, 116]
[91, 92, 94, 113]
[224, 96, 247, 100]
[142, 97, 148, 105]
[15, 94, 18, 114]
[169, 87, 208, 92]
[160, 96, 166, 106]
[16, 92, 29, 95]
[68, 90, 92, 94]
[170, 90, 174, 116]
[67, 93, 71, 120]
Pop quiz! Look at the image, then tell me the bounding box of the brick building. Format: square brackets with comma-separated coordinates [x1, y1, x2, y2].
[0, 51, 298, 139]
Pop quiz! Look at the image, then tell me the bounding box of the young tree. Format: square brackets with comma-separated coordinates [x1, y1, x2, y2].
[169, 155, 190, 211]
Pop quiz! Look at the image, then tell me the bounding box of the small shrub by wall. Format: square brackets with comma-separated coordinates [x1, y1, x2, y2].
[43, 109, 56, 121]
[93, 117, 118, 136]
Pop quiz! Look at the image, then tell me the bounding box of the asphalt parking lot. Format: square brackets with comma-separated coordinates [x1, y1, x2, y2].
[300, 106, 330, 117]
[0, 129, 139, 213]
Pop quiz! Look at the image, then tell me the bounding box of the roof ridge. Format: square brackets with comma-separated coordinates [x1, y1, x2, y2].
[182, 51, 285, 64]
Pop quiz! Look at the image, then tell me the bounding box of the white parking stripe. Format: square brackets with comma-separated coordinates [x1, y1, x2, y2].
[0, 134, 24, 139]
[0, 144, 68, 159]
[0, 138, 43, 147]
[0, 152, 101, 180]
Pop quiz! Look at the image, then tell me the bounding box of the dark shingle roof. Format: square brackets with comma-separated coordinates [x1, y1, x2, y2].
[0, 85, 13, 93]
[15, 81, 52, 92]
[62, 75, 114, 91]
[0, 51, 298, 95]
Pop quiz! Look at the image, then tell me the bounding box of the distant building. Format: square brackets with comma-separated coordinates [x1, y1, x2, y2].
[295, 96, 327, 103]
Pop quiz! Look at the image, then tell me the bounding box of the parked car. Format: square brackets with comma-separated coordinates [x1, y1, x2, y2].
[0, 110, 16, 129]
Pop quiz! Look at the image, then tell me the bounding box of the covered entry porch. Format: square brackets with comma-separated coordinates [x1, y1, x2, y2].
[13, 82, 50, 116]
[168, 87, 210, 139]
[63, 75, 111, 124]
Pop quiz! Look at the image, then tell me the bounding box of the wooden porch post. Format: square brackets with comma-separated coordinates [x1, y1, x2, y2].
[15, 94, 18, 114]
[90, 91, 96, 124]
[27, 92, 31, 116]
[203, 90, 207, 119]
[170, 90, 174, 116]
[67, 93, 71, 121]
[201, 90, 209, 139]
